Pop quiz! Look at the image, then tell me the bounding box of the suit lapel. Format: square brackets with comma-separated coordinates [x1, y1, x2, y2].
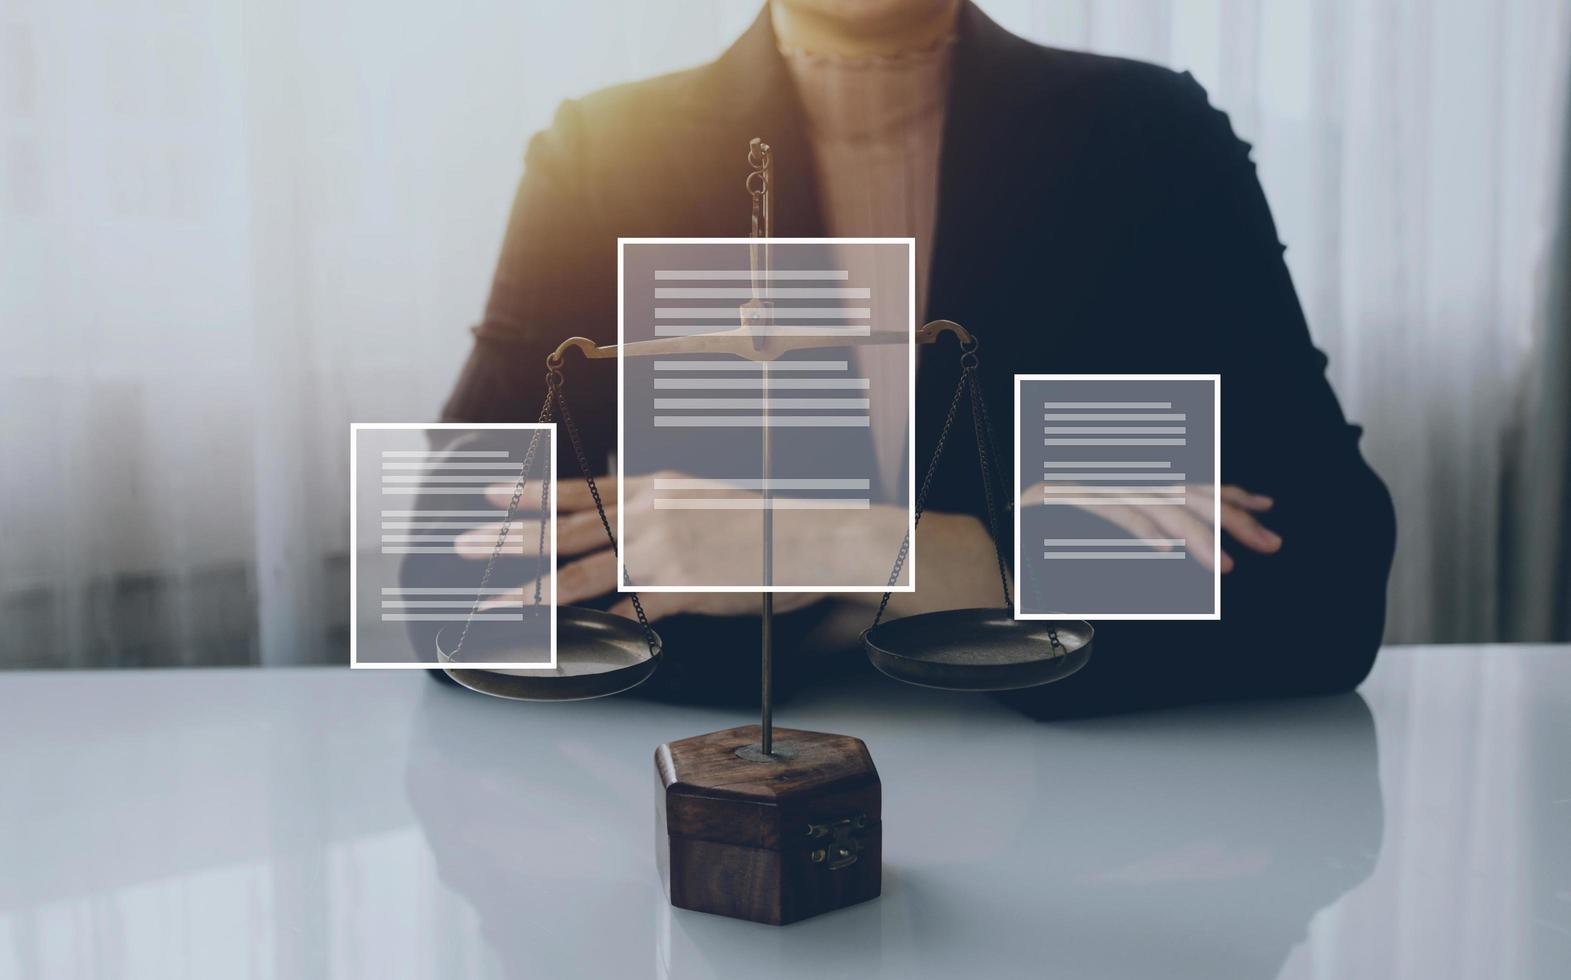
[928, 4, 1049, 327]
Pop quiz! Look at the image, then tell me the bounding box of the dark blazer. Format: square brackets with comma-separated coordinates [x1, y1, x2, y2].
[441, 4, 1397, 715]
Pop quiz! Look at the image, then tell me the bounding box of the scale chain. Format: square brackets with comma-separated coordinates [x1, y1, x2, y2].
[965, 362, 1013, 609]
[438, 391, 554, 663]
[870, 337, 1062, 654]
[871, 344, 972, 627]
[549, 369, 660, 655]
[965, 357, 1061, 652]
[439, 368, 660, 663]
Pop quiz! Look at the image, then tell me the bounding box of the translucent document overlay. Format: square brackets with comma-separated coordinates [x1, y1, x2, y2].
[350, 424, 556, 668]
[1013, 375, 1221, 620]
[618, 238, 915, 591]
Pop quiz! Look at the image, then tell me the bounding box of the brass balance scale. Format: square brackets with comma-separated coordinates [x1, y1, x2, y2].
[438, 139, 1092, 925]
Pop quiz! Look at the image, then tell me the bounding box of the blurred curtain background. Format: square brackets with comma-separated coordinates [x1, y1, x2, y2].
[2, 0, 1568, 667]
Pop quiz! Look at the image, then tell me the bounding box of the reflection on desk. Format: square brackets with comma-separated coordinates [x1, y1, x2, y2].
[0, 645, 1566, 979]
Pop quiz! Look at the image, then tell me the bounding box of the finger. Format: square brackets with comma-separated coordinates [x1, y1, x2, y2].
[553, 477, 619, 512]
[484, 477, 613, 511]
[1187, 485, 1217, 522]
[472, 479, 549, 510]
[555, 549, 619, 606]
[1082, 503, 1175, 549]
[1219, 501, 1283, 555]
[1186, 486, 1272, 522]
[477, 585, 531, 612]
[558, 504, 618, 557]
[486, 471, 688, 511]
[1221, 485, 1274, 512]
[556, 470, 685, 510]
[1021, 483, 1177, 551]
[1143, 502, 1224, 573]
[485, 480, 552, 509]
[453, 523, 534, 559]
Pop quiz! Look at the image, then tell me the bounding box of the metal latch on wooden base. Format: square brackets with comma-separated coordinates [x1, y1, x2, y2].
[808, 815, 869, 870]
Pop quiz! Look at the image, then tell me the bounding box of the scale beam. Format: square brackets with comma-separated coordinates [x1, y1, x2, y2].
[547, 319, 973, 368]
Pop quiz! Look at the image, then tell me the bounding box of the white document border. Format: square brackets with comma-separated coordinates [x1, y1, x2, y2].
[1012, 374, 1222, 621]
[616, 237, 917, 593]
[350, 422, 558, 669]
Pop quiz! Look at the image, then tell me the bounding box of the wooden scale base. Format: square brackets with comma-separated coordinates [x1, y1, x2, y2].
[655, 725, 882, 925]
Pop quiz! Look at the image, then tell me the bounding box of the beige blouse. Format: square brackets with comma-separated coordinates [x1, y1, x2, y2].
[781, 35, 954, 496]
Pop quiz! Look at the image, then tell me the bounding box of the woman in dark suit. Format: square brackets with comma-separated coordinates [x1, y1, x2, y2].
[438, 0, 1397, 715]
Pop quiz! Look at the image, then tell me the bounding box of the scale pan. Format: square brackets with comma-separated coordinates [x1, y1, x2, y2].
[862, 608, 1092, 692]
[441, 606, 662, 702]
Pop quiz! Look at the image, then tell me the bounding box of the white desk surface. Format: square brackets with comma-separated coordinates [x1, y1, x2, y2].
[1, 645, 1567, 979]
